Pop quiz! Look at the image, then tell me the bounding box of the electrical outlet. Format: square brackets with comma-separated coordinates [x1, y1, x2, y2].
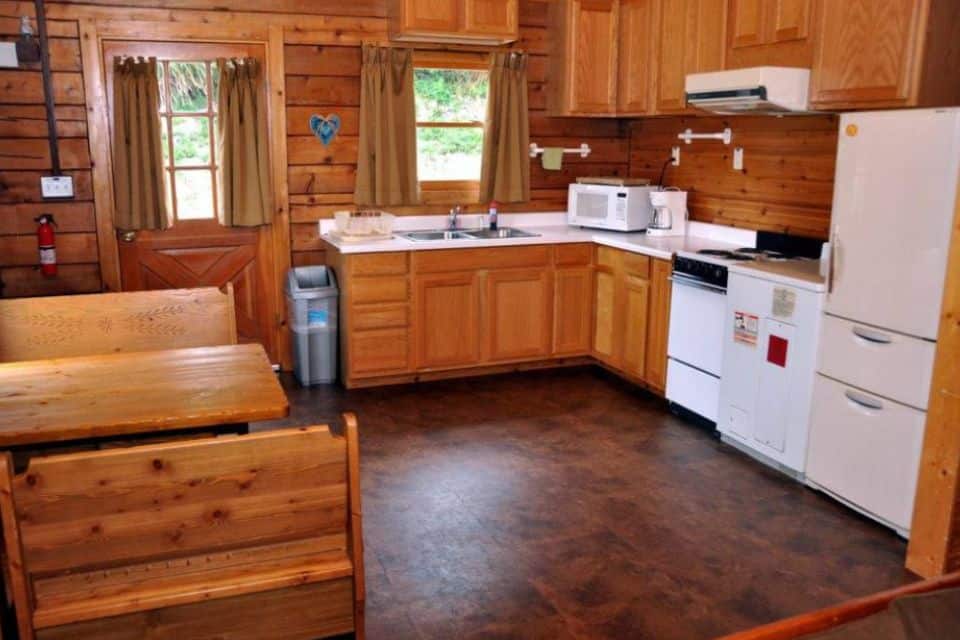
[41, 176, 74, 199]
[671, 146, 680, 166]
[732, 147, 744, 171]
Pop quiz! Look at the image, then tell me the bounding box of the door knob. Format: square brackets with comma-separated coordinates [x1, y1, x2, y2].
[119, 230, 137, 243]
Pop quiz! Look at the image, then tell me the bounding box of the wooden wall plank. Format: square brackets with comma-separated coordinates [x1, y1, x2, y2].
[0, 170, 92, 203]
[0, 70, 85, 104]
[0, 202, 96, 234]
[0, 232, 98, 266]
[0, 264, 101, 298]
[629, 115, 838, 238]
[0, 138, 91, 170]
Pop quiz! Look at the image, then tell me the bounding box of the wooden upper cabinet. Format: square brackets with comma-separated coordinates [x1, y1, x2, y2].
[655, 0, 726, 114]
[390, 0, 519, 43]
[726, 0, 816, 68]
[617, 0, 656, 115]
[463, 0, 519, 39]
[548, 0, 620, 116]
[810, 0, 960, 109]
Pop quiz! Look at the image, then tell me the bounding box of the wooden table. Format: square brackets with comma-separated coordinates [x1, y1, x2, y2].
[0, 343, 289, 448]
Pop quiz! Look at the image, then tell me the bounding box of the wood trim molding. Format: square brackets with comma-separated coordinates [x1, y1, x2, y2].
[907, 166, 960, 577]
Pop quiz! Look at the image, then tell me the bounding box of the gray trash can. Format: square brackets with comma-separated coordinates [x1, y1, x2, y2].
[286, 266, 339, 385]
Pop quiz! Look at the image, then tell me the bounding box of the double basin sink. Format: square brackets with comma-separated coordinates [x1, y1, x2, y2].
[400, 227, 540, 242]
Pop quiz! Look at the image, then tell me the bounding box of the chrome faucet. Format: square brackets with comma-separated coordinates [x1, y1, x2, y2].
[448, 205, 462, 230]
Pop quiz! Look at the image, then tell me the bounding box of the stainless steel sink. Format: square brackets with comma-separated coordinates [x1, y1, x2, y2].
[400, 227, 540, 242]
[462, 227, 540, 239]
[400, 230, 472, 241]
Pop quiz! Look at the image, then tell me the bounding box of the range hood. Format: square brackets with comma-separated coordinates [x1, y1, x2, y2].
[685, 66, 811, 114]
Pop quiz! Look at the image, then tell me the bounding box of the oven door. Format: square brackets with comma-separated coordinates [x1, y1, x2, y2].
[667, 275, 727, 376]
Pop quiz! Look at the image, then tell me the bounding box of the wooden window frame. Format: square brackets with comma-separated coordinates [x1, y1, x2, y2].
[413, 50, 490, 202]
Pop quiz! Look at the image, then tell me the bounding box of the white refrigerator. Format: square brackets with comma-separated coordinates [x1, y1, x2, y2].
[806, 108, 960, 537]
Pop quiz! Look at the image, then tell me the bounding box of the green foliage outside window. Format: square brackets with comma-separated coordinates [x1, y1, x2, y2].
[415, 68, 489, 181]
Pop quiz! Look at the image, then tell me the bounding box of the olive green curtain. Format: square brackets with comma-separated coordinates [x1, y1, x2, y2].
[217, 57, 274, 227]
[479, 51, 530, 204]
[355, 45, 419, 206]
[112, 57, 169, 231]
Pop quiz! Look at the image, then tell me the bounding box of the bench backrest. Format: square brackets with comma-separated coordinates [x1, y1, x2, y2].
[0, 286, 238, 362]
[5, 426, 349, 576]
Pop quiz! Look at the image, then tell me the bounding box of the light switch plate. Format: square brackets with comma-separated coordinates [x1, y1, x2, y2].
[0, 42, 17, 68]
[41, 176, 74, 199]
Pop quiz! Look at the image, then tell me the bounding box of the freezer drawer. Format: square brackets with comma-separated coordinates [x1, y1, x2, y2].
[818, 313, 936, 410]
[666, 358, 720, 423]
[806, 374, 925, 534]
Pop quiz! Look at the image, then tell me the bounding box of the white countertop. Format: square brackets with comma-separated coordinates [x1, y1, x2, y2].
[729, 258, 828, 292]
[319, 213, 756, 261]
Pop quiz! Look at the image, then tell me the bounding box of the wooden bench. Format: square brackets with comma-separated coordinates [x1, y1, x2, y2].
[0, 415, 365, 640]
[0, 286, 237, 362]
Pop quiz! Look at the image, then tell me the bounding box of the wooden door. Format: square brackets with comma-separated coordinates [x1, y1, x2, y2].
[402, 0, 460, 33]
[810, 0, 922, 108]
[485, 268, 552, 361]
[568, 0, 619, 114]
[645, 258, 672, 392]
[553, 267, 594, 356]
[656, 0, 726, 113]
[617, 0, 655, 115]
[620, 273, 650, 378]
[727, 0, 816, 69]
[463, 0, 518, 38]
[106, 41, 280, 362]
[593, 268, 618, 365]
[415, 272, 481, 368]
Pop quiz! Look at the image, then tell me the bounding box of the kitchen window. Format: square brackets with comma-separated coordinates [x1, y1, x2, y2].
[157, 60, 219, 221]
[414, 52, 489, 199]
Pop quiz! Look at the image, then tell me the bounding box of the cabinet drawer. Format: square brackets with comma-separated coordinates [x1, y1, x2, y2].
[622, 252, 650, 278]
[596, 246, 620, 270]
[350, 328, 410, 375]
[806, 374, 925, 532]
[350, 276, 408, 304]
[819, 314, 935, 410]
[352, 304, 408, 330]
[413, 245, 550, 273]
[554, 243, 593, 266]
[349, 252, 408, 276]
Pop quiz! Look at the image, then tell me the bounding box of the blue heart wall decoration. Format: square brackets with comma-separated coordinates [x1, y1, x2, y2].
[310, 113, 341, 146]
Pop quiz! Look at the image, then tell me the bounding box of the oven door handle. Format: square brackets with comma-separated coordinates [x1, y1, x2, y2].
[668, 275, 727, 295]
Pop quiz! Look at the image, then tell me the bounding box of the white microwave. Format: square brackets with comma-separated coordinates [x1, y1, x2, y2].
[567, 184, 658, 231]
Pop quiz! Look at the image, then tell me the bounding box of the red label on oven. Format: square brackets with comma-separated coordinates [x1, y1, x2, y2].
[767, 335, 788, 367]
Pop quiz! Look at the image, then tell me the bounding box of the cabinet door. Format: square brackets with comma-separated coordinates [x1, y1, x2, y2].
[415, 272, 481, 369]
[593, 268, 618, 364]
[568, 0, 619, 114]
[464, 0, 518, 39]
[401, 0, 460, 33]
[644, 258, 672, 392]
[726, 0, 815, 69]
[553, 267, 594, 356]
[656, 0, 726, 113]
[617, 0, 655, 114]
[620, 273, 650, 378]
[486, 268, 552, 361]
[811, 0, 922, 107]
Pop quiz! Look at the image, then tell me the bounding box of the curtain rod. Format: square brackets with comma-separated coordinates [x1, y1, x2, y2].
[362, 40, 525, 55]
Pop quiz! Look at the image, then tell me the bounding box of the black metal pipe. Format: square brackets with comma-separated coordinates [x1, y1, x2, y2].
[35, 0, 60, 176]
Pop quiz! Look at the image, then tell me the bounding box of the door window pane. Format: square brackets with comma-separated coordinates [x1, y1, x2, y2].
[174, 170, 215, 220]
[168, 61, 209, 112]
[172, 117, 210, 166]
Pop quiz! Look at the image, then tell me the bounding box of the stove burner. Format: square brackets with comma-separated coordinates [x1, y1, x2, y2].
[696, 249, 756, 261]
[698, 249, 732, 256]
[734, 247, 765, 254]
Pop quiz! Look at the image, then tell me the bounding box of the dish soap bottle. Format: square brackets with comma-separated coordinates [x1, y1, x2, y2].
[489, 200, 498, 231]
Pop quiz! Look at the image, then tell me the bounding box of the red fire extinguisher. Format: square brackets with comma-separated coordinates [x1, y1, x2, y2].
[35, 214, 57, 277]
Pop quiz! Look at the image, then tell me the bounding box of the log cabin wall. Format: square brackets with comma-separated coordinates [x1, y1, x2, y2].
[0, 0, 632, 296]
[628, 115, 839, 239]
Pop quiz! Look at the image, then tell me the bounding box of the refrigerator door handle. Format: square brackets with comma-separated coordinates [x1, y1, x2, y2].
[844, 389, 884, 412]
[828, 227, 838, 294]
[851, 326, 893, 345]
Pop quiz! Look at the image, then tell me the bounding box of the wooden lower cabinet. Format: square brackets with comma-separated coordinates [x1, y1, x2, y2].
[415, 271, 482, 369]
[591, 246, 671, 393]
[332, 244, 670, 390]
[553, 266, 594, 356]
[486, 268, 552, 361]
[620, 273, 650, 378]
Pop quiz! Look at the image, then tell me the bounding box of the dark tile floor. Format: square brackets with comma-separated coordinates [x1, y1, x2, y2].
[258, 366, 914, 640]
